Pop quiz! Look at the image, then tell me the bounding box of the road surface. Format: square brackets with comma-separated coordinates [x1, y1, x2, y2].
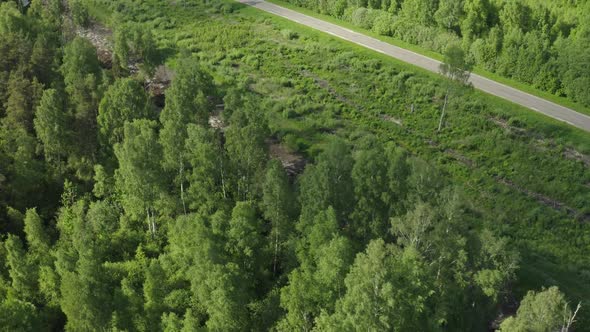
[238, 0, 590, 132]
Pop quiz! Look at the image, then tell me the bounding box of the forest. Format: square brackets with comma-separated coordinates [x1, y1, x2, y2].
[0, 0, 588, 331]
[280, 0, 590, 109]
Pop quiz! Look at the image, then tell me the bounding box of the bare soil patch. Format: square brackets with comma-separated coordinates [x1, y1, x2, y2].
[76, 22, 113, 67]
[147, 65, 175, 108]
[268, 139, 307, 177]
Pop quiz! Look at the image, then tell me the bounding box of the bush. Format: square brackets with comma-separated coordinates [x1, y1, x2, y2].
[283, 134, 309, 153]
[329, 0, 348, 18]
[342, 6, 357, 22]
[352, 8, 373, 29]
[71, 0, 90, 27]
[282, 108, 297, 119]
[281, 29, 299, 40]
[220, 3, 234, 14]
[372, 11, 393, 36]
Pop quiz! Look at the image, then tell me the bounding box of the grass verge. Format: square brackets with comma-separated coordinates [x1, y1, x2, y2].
[264, 0, 590, 117]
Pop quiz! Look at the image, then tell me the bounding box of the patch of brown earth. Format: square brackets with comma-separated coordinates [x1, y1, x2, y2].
[147, 65, 175, 108]
[76, 22, 112, 68]
[268, 139, 307, 178]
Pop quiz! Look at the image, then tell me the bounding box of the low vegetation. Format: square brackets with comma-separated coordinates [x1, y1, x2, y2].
[0, 0, 588, 330]
[278, 0, 590, 110]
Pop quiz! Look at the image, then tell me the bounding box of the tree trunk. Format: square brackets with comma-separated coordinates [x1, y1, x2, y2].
[179, 159, 187, 214]
[146, 207, 153, 235]
[563, 302, 582, 331]
[273, 227, 280, 276]
[220, 155, 227, 199]
[438, 90, 449, 132]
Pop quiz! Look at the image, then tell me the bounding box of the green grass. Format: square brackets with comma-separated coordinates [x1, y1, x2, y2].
[86, 0, 113, 26]
[265, 0, 590, 117]
[240, 3, 590, 153]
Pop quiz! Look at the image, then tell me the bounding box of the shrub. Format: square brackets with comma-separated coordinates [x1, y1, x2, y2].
[282, 108, 297, 119]
[372, 11, 393, 36]
[342, 6, 357, 22]
[329, 0, 348, 18]
[71, 0, 90, 27]
[281, 29, 299, 40]
[220, 3, 234, 14]
[352, 8, 372, 29]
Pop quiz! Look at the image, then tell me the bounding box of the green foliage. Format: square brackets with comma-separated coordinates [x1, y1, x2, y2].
[70, 0, 90, 27]
[61, 37, 103, 178]
[280, 207, 354, 330]
[113, 22, 160, 75]
[350, 136, 390, 242]
[281, 29, 299, 40]
[499, 286, 573, 332]
[98, 78, 152, 147]
[316, 239, 433, 331]
[185, 124, 226, 213]
[0, 1, 586, 330]
[225, 105, 269, 201]
[440, 44, 472, 84]
[23, 208, 51, 264]
[115, 119, 165, 230]
[34, 88, 72, 167]
[298, 139, 354, 231]
[262, 160, 296, 274]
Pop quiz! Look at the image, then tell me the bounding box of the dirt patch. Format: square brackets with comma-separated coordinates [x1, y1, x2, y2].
[268, 139, 307, 178]
[146, 65, 174, 108]
[496, 177, 589, 222]
[76, 22, 113, 68]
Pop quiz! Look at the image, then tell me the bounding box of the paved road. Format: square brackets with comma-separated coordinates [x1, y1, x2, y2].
[238, 0, 590, 132]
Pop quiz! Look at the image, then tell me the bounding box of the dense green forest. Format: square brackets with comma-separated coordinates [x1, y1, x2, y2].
[281, 0, 590, 108]
[0, 0, 588, 330]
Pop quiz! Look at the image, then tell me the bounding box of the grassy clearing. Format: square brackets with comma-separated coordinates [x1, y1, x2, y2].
[92, 0, 590, 324]
[85, 1, 112, 26]
[265, 0, 590, 117]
